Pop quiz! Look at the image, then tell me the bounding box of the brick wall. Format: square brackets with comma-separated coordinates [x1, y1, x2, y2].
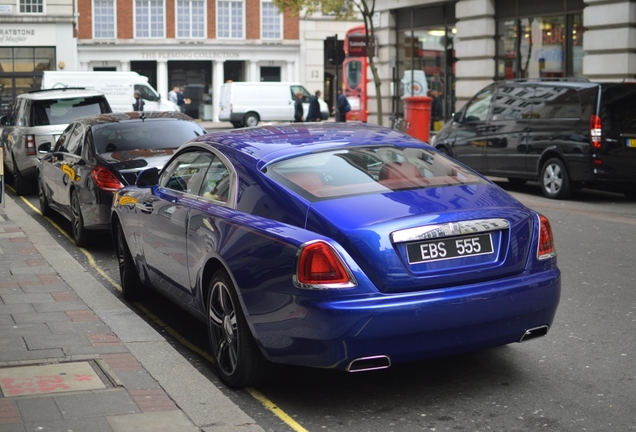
[77, 0, 92, 39]
[283, 9, 298, 39]
[246, 0, 260, 39]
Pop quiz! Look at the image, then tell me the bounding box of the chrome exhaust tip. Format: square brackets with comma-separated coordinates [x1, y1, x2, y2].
[520, 325, 549, 342]
[346, 355, 391, 372]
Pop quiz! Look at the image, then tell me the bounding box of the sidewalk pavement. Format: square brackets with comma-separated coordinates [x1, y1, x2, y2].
[0, 196, 264, 431]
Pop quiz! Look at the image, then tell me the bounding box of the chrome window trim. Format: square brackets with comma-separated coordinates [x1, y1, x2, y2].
[390, 218, 510, 244]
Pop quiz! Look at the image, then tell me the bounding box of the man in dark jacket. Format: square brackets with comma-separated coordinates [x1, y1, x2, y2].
[133, 90, 145, 111]
[294, 92, 304, 122]
[336, 90, 350, 122]
[306, 90, 322, 122]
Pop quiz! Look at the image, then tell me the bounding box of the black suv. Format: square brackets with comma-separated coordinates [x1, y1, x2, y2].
[432, 79, 636, 199]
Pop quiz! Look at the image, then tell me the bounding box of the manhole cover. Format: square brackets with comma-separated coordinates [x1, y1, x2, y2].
[0, 361, 106, 397]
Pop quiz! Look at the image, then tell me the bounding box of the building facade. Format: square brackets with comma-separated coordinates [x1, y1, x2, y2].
[367, 0, 636, 126]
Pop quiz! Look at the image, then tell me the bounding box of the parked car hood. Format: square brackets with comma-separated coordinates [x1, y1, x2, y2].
[306, 183, 535, 293]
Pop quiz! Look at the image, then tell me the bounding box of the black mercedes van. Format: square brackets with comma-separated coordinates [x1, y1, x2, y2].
[432, 79, 636, 199]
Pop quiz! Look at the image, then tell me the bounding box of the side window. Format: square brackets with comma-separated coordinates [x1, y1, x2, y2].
[134, 84, 159, 102]
[64, 124, 85, 155]
[531, 86, 581, 119]
[54, 124, 75, 152]
[159, 151, 214, 193]
[291, 85, 311, 103]
[199, 156, 231, 203]
[463, 88, 494, 122]
[491, 86, 534, 120]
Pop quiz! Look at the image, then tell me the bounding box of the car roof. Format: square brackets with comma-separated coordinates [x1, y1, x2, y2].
[72, 111, 198, 127]
[19, 88, 106, 100]
[193, 122, 427, 169]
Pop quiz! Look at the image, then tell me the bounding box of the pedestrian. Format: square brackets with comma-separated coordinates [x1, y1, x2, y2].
[306, 90, 322, 122]
[177, 87, 186, 113]
[132, 90, 145, 111]
[428, 71, 443, 130]
[294, 92, 304, 122]
[168, 85, 179, 105]
[336, 90, 350, 122]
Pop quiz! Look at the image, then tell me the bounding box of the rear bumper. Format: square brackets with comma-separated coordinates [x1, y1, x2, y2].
[249, 269, 561, 369]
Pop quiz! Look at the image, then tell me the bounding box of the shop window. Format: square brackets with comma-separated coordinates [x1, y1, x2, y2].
[177, 0, 205, 38]
[217, 0, 244, 39]
[94, 0, 115, 39]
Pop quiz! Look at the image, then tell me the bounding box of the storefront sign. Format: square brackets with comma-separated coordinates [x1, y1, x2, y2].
[0, 24, 57, 45]
[141, 51, 241, 60]
[0, 5, 12, 14]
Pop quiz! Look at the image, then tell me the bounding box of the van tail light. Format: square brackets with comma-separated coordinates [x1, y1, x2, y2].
[296, 241, 354, 287]
[590, 114, 602, 150]
[91, 166, 124, 192]
[537, 214, 556, 260]
[25, 135, 36, 156]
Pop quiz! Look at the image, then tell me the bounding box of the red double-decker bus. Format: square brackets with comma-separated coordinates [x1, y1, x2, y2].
[342, 25, 369, 122]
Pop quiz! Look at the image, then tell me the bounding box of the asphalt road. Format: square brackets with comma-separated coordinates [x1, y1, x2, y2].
[8, 179, 636, 432]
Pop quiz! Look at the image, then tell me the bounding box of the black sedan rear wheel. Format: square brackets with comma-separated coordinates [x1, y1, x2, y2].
[38, 176, 53, 217]
[70, 189, 90, 246]
[116, 224, 145, 301]
[207, 270, 276, 388]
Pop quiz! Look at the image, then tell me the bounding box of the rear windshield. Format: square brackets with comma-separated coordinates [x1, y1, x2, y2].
[265, 146, 486, 201]
[93, 120, 206, 154]
[31, 96, 110, 126]
[601, 84, 636, 130]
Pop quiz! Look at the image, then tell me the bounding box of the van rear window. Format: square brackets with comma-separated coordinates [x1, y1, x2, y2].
[31, 96, 110, 126]
[531, 86, 581, 119]
[601, 85, 636, 129]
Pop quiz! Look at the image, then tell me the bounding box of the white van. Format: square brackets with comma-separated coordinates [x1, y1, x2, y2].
[218, 82, 329, 127]
[41, 71, 180, 113]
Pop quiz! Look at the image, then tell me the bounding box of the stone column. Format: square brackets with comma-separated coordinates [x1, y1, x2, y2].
[213, 60, 225, 121]
[583, 0, 636, 81]
[248, 60, 259, 81]
[156, 60, 168, 100]
[120, 61, 130, 72]
[454, 0, 496, 110]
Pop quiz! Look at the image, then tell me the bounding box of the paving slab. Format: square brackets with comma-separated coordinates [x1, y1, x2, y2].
[107, 411, 198, 432]
[0, 362, 106, 397]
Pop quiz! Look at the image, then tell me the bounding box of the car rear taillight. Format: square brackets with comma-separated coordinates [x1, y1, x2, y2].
[296, 241, 353, 286]
[538, 214, 556, 260]
[91, 166, 124, 192]
[590, 114, 602, 150]
[25, 135, 36, 156]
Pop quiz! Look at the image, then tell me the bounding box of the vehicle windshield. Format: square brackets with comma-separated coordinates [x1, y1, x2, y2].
[31, 96, 110, 126]
[93, 120, 205, 154]
[265, 146, 486, 200]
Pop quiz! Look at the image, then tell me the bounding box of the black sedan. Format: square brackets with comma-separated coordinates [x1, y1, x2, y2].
[37, 111, 207, 246]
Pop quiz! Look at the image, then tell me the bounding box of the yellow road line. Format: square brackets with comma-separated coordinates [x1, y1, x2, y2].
[15, 189, 307, 432]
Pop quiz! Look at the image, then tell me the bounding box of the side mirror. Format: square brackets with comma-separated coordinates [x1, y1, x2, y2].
[38, 142, 52, 154]
[136, 167, 159, 188]
[0, 115, 8, 126]
[452, 112, 463, 123]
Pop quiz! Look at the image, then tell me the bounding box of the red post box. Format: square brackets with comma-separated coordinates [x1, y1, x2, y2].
[402, 96, 432, 143]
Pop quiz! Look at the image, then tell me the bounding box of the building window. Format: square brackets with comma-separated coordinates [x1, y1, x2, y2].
[217, 0, 244, 39]
[20, 0, 43, 13]
[261, 0, 281, 39]
[177, 0, 205, 38]
[135, 0, 165, 38]
[94, 0, 116, 39]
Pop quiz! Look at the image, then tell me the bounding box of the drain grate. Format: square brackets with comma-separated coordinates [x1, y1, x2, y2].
[0, 361, 107, 397]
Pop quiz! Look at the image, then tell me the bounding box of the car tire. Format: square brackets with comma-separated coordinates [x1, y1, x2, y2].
[540, 158, 571, 199]
[116, 224, 145, 301]
[70, 189, 90, 246]
[38, 175, 53, 217]
[243, 113, 259, 128]
[207, 270, 277, 388]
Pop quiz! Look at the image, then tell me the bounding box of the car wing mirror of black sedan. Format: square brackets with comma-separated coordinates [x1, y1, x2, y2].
[136, 167, 159, 188]
[452, 112, 464, 123]
[38, 142, 52, 154]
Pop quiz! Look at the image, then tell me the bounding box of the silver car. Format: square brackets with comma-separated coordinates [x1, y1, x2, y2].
[0, 88, 111, 195]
